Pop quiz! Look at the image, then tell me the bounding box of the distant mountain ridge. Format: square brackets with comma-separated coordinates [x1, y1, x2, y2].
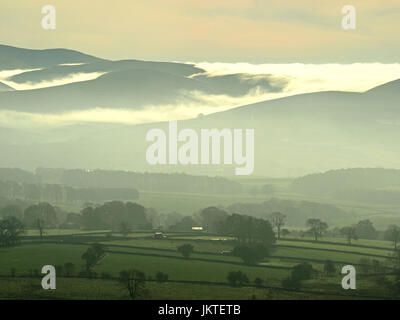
[0, 44, 286, 112]
[366, 79, 400, 95]
[0, 44, 106, 69]
[7, 59, 203, 84]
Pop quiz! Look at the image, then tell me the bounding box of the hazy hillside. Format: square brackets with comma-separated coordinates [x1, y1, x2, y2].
[0, 168, 36, 183]
[0, 79, 399, 176]
[36, 168, 243, 194]
[227, 198, 352, 226]
[0, 45, 105, 69]
[292, 168, 400, 205]
[0, 167, 243, 195]
[0, 69, 284, 113]
[0, 68, 215, 112]
[42, 80, 399, 177]
[8, 59, 203, 84]
[366, 79, 400, 98]
[292, 168, 400, 194]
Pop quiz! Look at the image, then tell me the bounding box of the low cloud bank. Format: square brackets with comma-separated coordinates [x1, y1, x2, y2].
[0, 63, 399, 128]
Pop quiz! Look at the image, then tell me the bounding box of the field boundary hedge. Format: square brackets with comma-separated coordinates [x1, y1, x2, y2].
[275, 244, 393, 260]
[281, 238, 394, 252]
[0, 275, 392, 300]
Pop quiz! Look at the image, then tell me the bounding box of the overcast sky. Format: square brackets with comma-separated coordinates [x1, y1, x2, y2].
[1, 0, 399, 63]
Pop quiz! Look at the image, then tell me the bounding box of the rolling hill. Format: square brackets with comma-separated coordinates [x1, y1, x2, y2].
[0, 79, 398, 177]
[0, 44, 105, 70]
[0, 68, 215, 112]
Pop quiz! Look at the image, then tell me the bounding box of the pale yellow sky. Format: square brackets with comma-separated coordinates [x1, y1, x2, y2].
[1, 0, 399, 62]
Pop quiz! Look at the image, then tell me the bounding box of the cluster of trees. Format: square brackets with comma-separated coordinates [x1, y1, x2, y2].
[217, 213, 276, 266]
[229, 264, 326, 292]
[227, 271, 249, 287]
[171, 210, 276, 264]
[295, 218, 379, 244]
[282, 262, 315, 290]
[0, 217, 24, 247]
[337, 221, 396, 246]
[168, 208, 278, 242]
[177, 244, 194, 259]
[232, 245, 270, 265]
[79, 201, 152, 230]
[0, 202, 60, 246]
[0, 202, 61, 246]
[353, 220, 377, 240]
[23, 203, 58, 229]
[0, 200, 157, 237]
[305, 218, 329, 241]
[0, 202, 59, 234]
[198, 207, 228, 233]
[81, 243, 107, 275]
[220, 213, 275, 245]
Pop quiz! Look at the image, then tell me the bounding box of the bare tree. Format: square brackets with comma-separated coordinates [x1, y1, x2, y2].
[81, 243, 107, 273]
[36, 218, 45, 240]
[270, 212, 286, 240]
[119, 222, 131, 237]
[340, 226, 358, 245]
[119, 269, 147, 299]
[385, 225, 400, 249]
[306, 218, 328, 242]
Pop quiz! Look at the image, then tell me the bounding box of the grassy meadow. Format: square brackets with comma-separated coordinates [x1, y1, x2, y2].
[0, 229, 397, 300]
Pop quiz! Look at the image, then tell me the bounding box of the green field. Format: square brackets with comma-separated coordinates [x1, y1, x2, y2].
[1, 277, 363, 300]
[1, 230, 398, 300]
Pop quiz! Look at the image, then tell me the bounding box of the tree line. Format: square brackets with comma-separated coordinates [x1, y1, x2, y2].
[0, 180, 139, 203]
[36, 168, 243, 195]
